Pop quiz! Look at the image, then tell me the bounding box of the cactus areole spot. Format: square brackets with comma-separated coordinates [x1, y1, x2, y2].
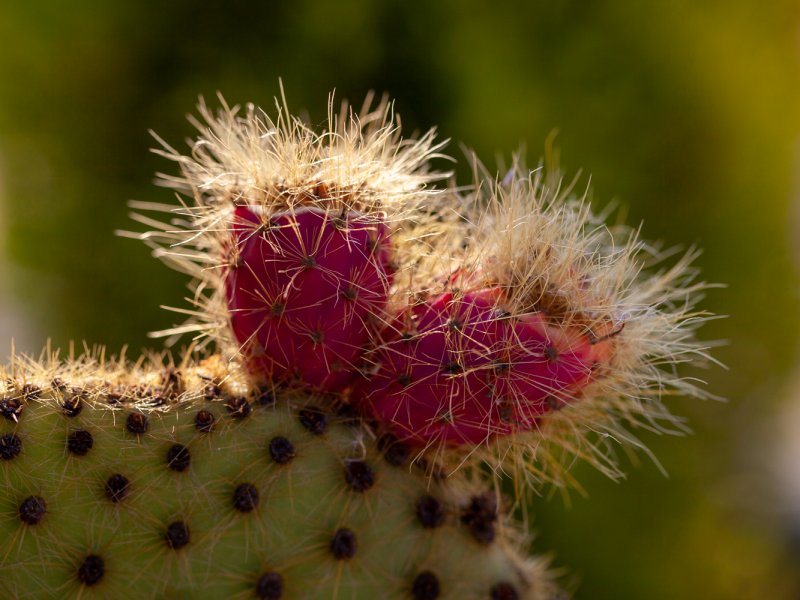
[0, 397, 23, 421]
[412, 571, 441, 600]
[491, 582, 521, 600]
[126, 412, 149, 435]
[194, 409, 215, 432]
[416, 495, 445, 529]
[62, 394, 83, 417]
[298, 407, 328, 435]
[268, 436, 296, 465]
[343, 460, 375, 492]
[0, 433, 22, 460]
[461, 492, 499, 545]
[67, 429, 94, 456]
[165, 521, 191, 549]
[19, 495, 47, 525]
[377, 433, 410, 466]
[225, 206, 393, 392]
[105, 474, 130, 503]
[255, 572, 284, 599]
[357, 288, 613, 446]
[225, 396, 252, 419]
[330, 527, 358, 560]
[77, 555, 105, 586]
[166, 443, 191, 472]
[233, 483, 260, 512]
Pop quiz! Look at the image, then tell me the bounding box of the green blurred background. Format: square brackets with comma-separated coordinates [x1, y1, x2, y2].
[1, 1, 799, 598]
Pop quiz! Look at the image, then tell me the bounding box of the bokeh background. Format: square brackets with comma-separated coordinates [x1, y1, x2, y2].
[2, 1, 800, 598]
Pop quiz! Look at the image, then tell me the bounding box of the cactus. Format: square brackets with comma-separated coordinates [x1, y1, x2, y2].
[0, 352, 557, 599]
[2, 89, 715, 598]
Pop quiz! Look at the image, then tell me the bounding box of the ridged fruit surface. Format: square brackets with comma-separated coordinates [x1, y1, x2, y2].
[226, 205, 392, 391]
[357, 288, 611, 446]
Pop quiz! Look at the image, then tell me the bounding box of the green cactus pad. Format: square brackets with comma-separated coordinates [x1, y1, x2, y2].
[0, 353, 555, 599]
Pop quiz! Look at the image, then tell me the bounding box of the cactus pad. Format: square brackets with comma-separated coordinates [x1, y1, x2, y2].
[0, 353, 555, 599]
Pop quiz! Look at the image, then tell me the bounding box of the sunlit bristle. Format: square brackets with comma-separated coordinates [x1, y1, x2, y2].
[152, 88, 450, 217]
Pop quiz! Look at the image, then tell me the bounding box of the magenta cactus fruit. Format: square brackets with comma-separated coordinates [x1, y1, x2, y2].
[134, 90, 448, 391]
[358, 286, 614, 446]
[355, 161, 712, 484]
[225, 203, 393, 390]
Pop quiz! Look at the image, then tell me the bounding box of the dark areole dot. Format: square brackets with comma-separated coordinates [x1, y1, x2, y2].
[67, 429, 94, 456]
[225, 396, 251, 419]
[22, 384, 41, 399]
[0, 433, 22, 460]
[62, 395, 83, 417]
[412, 571, 441, 600]
[126, 412, 148, 435]
[377, 433, 410, 467]
[268, 436, 295, 465]
[166, 444, 191, 472]
[544, 345, 559, 362]
[203, 383, 222, 400]
[298, 408, 327, 435]
[443, 361, 463, 375]
[165, 521, 191, 550]
[416, 495, 445, 529]
[233, 483, 259, 513]
[194, 409, 215, 433]
[255, 571, 284, 599]
[19, 495, 47, 525]
[77, 554, 105, 586]
[396, 373, 413, 388]
[334, 402, 360, 424]
[270, 301, 285, 317]
[490, 582, 520, 600]
[256, 388, 276, 406]
[104, 474, 130, 503]
[343, 460, 375, 492]
[161, 369, 182, 398]
[330, 527, 357, 560]
[0, 397, 23, 421]
[461, 493, 498, 545]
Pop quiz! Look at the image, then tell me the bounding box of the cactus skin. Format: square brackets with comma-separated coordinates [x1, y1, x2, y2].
[0, 353, 556, 600]
[226, 204, 393, 391]
[357, 288, 612, 446]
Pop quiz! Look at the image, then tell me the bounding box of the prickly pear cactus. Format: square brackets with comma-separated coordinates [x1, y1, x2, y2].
[0, 353, 556, 599]
[3, 88, 715, 599]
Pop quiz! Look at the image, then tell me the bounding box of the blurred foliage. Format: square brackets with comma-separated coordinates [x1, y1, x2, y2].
[1, 1, 800, 598]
